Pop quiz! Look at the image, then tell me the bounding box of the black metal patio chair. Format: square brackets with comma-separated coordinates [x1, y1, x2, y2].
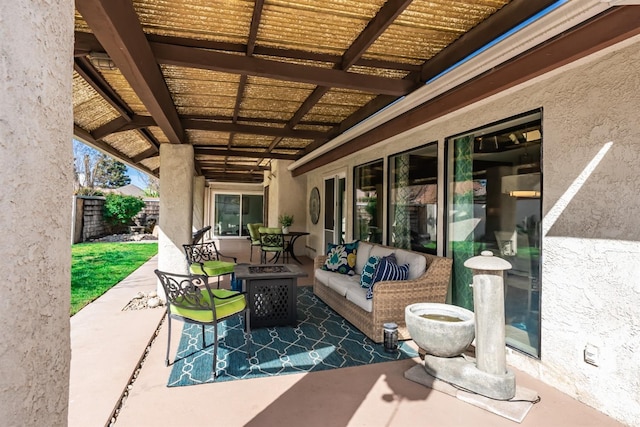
[154, 270, 251, 379]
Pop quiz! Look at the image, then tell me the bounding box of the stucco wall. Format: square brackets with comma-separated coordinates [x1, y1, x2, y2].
[301, 36, 640, 425]
[0, 1, 74, 425]
[272, 160, 306, 231]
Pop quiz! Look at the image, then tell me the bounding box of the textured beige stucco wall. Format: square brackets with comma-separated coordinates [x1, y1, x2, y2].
[303, 36, 640, 426]
[272, 160, 306, 231]
[260, 160, 306, 229]
[0, 1, 74, 425]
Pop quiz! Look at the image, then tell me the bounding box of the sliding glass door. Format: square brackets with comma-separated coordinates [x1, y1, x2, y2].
[446, 111, 542, 357]
[213, 193, 263, 237]
[324, 174, 346, 247]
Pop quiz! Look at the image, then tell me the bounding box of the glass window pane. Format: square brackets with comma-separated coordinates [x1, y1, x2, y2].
[354, 160, 383, 243]
[241, 195, 263, 237]
[324, 178, 335, 230]
[214, 194, 240, 236]
[446, 113, 542, 357]
[389, 143, 437, 254]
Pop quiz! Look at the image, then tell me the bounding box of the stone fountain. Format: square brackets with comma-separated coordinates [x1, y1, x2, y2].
[405, 251, 537, 421]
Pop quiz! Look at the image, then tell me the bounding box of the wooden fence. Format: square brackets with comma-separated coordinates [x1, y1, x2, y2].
[71, 196, 160, 243]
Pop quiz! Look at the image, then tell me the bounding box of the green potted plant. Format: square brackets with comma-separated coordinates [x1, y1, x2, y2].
[278, 213, 294, 234]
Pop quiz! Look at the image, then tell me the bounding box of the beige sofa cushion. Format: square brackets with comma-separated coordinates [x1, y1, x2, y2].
[355, 242, 374, 274]
[370, 245, 395, 259]
[395, 249, 427, 279]
[314, 268, 333, 286]
[346, 285, 373, 313]
[326, 272, 361, 297]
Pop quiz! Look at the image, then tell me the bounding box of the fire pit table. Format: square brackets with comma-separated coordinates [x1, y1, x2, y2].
[234, 264, 308, 328]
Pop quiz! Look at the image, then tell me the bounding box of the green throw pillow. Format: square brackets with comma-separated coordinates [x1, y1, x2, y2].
[322, 241, 358, 275]
[360, 255, 381, 288]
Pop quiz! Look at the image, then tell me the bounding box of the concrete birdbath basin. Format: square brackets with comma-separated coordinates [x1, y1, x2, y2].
[405, 303, 475, 357]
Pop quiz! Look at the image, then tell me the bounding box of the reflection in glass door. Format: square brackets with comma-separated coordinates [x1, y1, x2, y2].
[388, 143, 438, 254]
[446, 111, 542, 357]
[354, 160, 384, 243]
[324, 178, 334, 247]
[241, 195, 263, 236]
[324, 175, 346, 248]
[214, 194, 240, 236]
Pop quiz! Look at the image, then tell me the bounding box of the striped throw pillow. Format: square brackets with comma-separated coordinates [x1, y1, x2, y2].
[366, 255, 409, 300]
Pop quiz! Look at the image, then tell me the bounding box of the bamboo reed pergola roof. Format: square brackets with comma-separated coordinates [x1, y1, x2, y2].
[73, 0, 559, 183]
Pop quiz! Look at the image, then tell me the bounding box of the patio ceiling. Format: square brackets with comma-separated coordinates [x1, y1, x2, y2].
[73, 0, 559, 183]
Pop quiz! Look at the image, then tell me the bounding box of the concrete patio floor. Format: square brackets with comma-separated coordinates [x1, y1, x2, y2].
[69, 239, 623, 427]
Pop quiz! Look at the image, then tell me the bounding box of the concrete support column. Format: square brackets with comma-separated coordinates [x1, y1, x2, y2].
[0, 1, 73, 425]
[158, 144, 194, 296]
[193, 175, 205, 230]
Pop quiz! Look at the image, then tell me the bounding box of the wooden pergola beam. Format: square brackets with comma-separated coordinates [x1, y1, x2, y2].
[194, 147, 298, 160]
[76, 31, 420, 72]
[183, 119, 324, 139]
[92, 115, 157, 140]
[151, 42, 414, 96]
[197, 163, 270, 172]
[76, 0, 184, 144]
[341, 0, 414, 69]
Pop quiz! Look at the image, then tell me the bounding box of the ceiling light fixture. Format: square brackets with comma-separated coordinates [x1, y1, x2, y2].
[88, 52, 117, 71]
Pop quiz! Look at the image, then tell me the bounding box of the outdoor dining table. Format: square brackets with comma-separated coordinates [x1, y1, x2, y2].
[283, 231, 309, 264]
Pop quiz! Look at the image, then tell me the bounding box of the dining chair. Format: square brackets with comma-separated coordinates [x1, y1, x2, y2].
[247, 223, 263, 261]
[183, 241, 237, 289]
[154, 270, 251, 379]
[258, 227, 287, 263]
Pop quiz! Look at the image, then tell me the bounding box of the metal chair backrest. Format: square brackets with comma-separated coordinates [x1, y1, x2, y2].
[154, 270, 216, 321]
[259, 228, 284, 248]
[183, 241, 221, 264]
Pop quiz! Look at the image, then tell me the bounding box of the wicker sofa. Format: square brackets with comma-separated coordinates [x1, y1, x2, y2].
[313, 242, 452, 343]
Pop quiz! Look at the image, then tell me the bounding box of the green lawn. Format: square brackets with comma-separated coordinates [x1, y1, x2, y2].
[71, 242, 158, 316]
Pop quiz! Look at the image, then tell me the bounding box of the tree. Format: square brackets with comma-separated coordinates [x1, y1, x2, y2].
[141, 174, 160, 197]
[73, 139, 102, 194]
[94, 155, 131, 188]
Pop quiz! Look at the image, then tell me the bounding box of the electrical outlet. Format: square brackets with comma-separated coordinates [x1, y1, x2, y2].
[584, 344, 599, 366]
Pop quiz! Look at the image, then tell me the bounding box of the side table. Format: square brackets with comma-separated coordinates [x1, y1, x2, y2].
[234, 264, 308, 328]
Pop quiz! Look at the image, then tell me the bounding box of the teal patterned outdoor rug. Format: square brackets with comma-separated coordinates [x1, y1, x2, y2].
[167, 287, 418, 386]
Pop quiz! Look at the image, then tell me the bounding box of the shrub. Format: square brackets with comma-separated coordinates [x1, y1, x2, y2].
[103, 194, 145, 227]
[75, 187, 104, 196]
